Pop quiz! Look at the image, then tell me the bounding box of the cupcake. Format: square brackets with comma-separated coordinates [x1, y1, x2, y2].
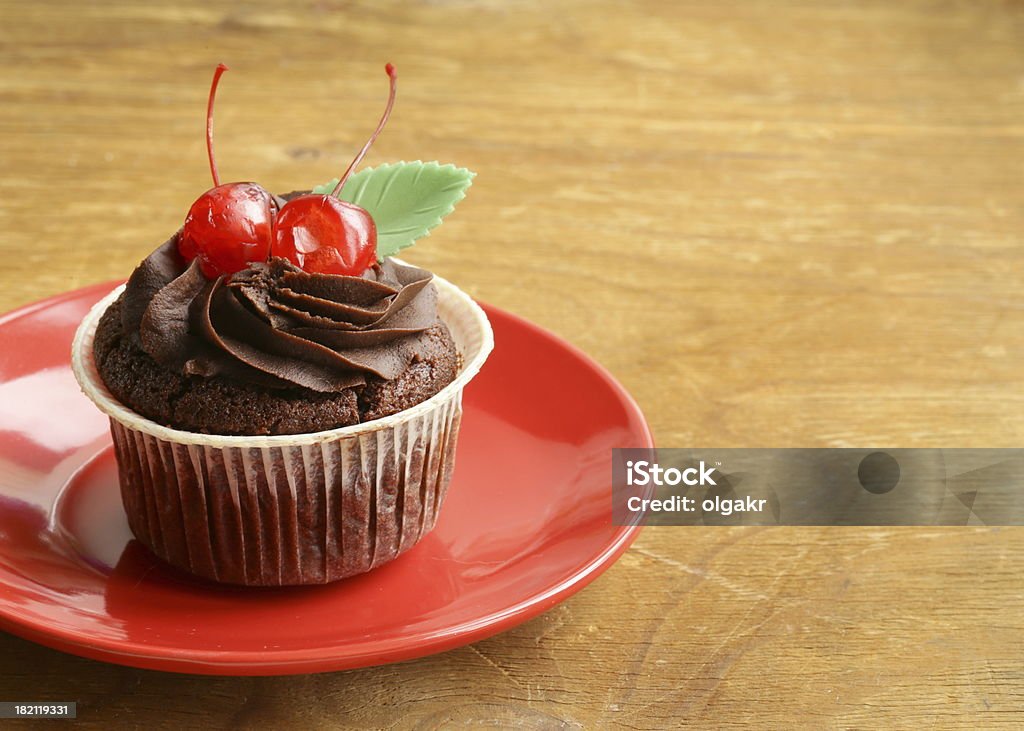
[71, 63, 492, 586]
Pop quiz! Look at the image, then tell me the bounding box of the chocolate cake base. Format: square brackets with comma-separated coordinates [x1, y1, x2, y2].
[93, 296, 460, 436]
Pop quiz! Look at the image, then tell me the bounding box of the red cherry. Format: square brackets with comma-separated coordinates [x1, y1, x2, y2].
[272, 63, 397, 275]
[180, 183, 276, 277]
[178, 63, 274, 277]
[272, 195, 376, 275]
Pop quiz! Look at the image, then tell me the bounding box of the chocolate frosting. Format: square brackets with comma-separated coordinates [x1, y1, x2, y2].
[120, 236, 440, 393]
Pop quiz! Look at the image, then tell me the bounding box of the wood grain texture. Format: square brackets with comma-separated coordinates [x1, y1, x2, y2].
[2, 0, 1023, 727]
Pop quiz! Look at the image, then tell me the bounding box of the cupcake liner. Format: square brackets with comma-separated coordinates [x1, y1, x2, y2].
[72, 268, 492, 586]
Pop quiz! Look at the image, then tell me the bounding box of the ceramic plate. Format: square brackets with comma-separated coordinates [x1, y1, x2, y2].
[0, 282, 651, 675]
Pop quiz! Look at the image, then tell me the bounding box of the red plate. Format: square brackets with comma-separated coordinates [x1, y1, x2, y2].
[0, 283, 652, 675]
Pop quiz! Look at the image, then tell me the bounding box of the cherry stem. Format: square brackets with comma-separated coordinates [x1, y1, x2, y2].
[206, 63, 230, 187]
[331, 63, 397, 198]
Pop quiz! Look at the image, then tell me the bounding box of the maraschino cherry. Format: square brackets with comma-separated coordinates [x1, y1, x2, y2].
[272, 63, 397, 276]
[179, 64, 276, 278]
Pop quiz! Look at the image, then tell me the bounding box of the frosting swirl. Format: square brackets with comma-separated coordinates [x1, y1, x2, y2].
[119, 236, 440, 392]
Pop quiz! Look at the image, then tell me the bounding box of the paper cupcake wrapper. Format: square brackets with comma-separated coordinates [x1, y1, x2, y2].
[72, 268, 492, 586]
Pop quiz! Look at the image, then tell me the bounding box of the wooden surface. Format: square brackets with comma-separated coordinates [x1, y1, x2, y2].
[2, 0, 1023, 727]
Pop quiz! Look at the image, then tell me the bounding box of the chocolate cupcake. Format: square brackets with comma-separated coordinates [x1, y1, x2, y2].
[71, 63, 492, 585]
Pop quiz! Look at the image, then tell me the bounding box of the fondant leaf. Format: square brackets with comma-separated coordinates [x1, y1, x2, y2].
[312, 161, 475, 258]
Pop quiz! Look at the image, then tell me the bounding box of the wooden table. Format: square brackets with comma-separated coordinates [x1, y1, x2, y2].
[2, 0, 1022, 727]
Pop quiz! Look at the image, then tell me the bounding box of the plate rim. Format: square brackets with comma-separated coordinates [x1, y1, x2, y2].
[0, 282, 653, 675]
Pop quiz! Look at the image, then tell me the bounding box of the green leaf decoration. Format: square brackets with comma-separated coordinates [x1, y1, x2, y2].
[312, 161, 475, 258]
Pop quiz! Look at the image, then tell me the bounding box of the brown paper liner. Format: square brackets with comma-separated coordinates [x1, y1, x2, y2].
[109, 398, 463, 586]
